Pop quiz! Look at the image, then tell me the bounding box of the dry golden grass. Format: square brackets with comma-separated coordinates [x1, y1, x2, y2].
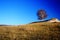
[0, 22, 60, 40]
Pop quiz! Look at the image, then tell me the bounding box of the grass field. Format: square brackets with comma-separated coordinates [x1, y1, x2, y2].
[0, 22, 60, 40]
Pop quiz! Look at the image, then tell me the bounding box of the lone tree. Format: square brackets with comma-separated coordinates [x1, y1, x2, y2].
[37, 9, 47, 20]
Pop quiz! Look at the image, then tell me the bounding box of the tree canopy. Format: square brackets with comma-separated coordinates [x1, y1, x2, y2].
[37, 10, 47, 20]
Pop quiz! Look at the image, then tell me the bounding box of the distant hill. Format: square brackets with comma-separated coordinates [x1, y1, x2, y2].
[0, 18, 60, 40]
[0, 25, 8, 26]
[31, 18, 60, 23]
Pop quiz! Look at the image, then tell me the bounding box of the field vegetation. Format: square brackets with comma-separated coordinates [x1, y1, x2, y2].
[0, 22, 60, 40]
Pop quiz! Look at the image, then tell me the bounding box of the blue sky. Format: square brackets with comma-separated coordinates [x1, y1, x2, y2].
[0, 0, 60, 25]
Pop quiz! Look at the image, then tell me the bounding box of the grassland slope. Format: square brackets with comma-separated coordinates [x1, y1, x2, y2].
[0, 22, 60, 40]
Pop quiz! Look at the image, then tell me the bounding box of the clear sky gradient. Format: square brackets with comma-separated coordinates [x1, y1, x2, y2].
[0, 0, 60, 25]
